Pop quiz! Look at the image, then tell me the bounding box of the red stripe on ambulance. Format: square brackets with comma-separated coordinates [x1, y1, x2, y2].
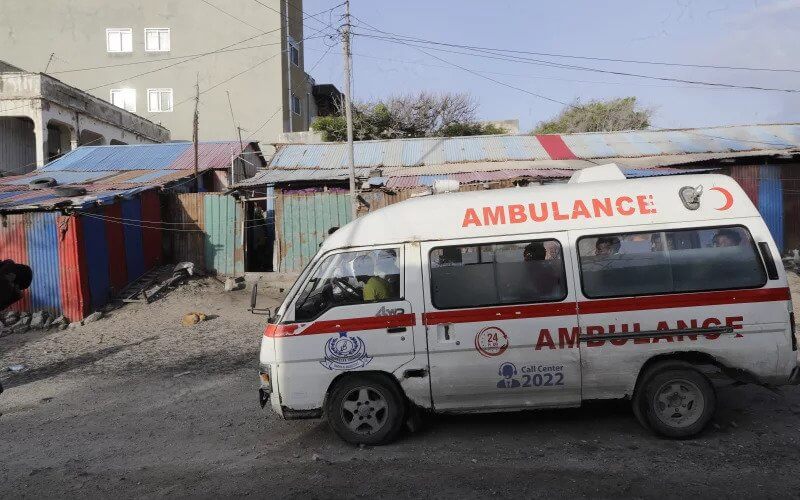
[578, 287, 790, 315]
[265, 314, 416, 337]
[423, 302, 578, 326]
[266, 287, 789, 337]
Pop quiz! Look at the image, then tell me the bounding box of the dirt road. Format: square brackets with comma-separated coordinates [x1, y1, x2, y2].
[2, 277, 800, 498]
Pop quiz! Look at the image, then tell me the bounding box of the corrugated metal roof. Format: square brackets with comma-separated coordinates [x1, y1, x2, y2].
[237, 124, 800, 188]
[379, 167, 715, 189]
[41, 141, 254, 172]
[263, 123, 800, 176]
[0, 141, 262, 211]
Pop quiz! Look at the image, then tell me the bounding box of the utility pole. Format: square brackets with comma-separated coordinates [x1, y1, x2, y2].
[193, 74, 200, 192]
[341, 0, 357, 219]
[285, 0, 293, 133]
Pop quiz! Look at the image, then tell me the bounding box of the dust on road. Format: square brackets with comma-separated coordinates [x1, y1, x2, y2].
[1, 276, 800, 498]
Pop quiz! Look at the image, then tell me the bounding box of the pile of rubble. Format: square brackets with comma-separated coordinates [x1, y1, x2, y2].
[0, 310, 103, 338]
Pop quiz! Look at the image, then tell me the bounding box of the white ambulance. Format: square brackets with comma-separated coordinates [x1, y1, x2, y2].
[255, 164, 800, 445]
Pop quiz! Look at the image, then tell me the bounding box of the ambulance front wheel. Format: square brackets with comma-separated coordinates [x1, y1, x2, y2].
[325, 373, 406, 445]
[637, 365, 716, 439]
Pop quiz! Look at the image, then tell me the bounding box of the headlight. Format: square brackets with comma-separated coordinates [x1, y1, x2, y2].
[259, 362, 272, 393]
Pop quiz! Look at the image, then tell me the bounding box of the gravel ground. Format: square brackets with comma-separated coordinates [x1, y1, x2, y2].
[1, 275, 800, 498]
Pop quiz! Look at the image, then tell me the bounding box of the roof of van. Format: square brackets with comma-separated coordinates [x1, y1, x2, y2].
[321, 164, 760, 251]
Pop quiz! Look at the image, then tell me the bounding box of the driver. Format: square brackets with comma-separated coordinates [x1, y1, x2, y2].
[353, 254, 391, 301]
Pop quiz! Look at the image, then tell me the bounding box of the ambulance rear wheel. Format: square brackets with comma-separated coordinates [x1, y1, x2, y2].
[641, 367, 715, 438]
[326, 373, 406, 445]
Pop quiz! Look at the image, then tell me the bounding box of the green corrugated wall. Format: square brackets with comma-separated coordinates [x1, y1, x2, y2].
[279, 192, 352, 272]
[204, 194, 244, 275]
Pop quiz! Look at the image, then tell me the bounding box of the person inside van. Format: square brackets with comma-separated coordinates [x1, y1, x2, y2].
[712, 228, 742, 247]
[375, 249, 401, 297]
[595, 236, 621, 256]
[523, 241, 564, 299]
[353, 254, 392, 301]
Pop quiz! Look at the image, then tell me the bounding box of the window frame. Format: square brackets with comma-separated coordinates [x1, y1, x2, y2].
[576, 224, 768, 300]
[428, 237, 569, 311]
[147, 88, 173, 112]
[290, 245, 405, 323]
[106, 28, 133, 53]
[290, 93, 301, 115]
[144, 28, 171, 52]
[288, 37, 300, 66]
[109, 88, 136, 112]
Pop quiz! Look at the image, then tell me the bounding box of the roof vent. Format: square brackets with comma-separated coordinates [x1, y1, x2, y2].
[568, 163, 626, 184]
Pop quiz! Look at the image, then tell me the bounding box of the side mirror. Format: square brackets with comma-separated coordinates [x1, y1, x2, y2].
[248, 283, 272, 316]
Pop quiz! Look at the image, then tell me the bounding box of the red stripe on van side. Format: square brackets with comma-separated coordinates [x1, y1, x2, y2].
[266, 314, 417, 338]
[303, 313, 416, 334]
[578, 287, 790, 315]
[266, 287, 790, 337]
[422, 302, 578, 326]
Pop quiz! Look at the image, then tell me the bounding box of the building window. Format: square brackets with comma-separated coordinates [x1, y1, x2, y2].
[106, 28, 133, 53]
[147, 88, 173, 112]
[288, 38, 300, 66]
[577, 226, 766, 299]
[110, 88, 136, 112]
[144, 28, 170, 52]
[429, 240, 567, 309]
[290, 93, 301, 115]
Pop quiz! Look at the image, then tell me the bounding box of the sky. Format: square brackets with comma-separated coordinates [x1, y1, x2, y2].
[302, 0, 800, 132]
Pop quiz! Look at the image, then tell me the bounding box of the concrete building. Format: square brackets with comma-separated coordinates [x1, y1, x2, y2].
[0, 69, 169, 175]
[0, 0, 329, 150]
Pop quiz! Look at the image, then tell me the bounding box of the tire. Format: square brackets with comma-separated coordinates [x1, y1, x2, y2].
[29, 177, 57, 189]
[637, 365, 716, 439]
[325, 373, 406, 445]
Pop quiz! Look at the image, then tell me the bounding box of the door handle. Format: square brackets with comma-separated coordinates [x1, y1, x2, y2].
[437, 323, 455, 343]
[387, 327, 407, 333]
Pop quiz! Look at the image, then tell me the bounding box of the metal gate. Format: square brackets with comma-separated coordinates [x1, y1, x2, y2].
[274, 192, 352, 272]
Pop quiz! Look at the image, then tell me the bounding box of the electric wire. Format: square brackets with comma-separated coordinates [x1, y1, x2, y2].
[349, 15, 800, 74]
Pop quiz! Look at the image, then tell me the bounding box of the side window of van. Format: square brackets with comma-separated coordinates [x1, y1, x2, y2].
[430, 240, 567, 309]
[294, 248, 401, 321]
[578, 226, 767, 299]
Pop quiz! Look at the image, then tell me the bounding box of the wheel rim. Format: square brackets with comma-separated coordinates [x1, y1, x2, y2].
[652, 378, 705, 428]
[340, 386, 389, 436]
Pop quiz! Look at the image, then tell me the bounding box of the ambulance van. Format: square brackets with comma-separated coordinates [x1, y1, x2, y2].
[256, 164, 800, 444]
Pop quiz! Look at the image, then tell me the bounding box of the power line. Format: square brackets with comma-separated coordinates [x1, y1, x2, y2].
[349, 15, 800, 75]
[50, 41, 285, 75]
[199, 0, 269, 33]
[309, 47, 769, 93]
[354, 31, 800, 94]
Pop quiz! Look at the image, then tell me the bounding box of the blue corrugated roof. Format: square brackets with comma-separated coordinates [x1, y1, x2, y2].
[41, 143, 190, 172]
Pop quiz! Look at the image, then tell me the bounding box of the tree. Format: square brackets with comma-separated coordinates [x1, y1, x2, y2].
[532, 97, 652, 134]
[310, 91, 506, 141]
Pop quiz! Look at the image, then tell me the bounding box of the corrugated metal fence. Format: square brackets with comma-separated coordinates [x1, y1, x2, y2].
[162, 193, 244, 275]
[274, 191, 352, 272]
[729, 163, 785, 251]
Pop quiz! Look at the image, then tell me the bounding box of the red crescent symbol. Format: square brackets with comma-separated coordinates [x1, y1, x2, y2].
[709, 186, 733, 211]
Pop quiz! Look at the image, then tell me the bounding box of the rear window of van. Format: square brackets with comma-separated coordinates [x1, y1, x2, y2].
[577, 225, 767, 299]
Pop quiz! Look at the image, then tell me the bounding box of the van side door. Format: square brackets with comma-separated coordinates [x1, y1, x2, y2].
[421, 233, 582, 412]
